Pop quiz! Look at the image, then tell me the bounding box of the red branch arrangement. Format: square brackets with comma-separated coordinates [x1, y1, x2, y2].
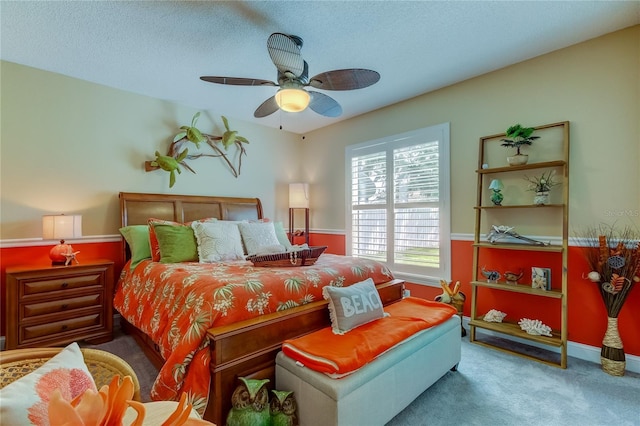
[582, 225, 640, 316]
[581, 224, 640, 375]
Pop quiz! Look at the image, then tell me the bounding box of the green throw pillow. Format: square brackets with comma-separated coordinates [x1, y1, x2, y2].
[152, 223, 198, 263]
[119, 225, 151, 270]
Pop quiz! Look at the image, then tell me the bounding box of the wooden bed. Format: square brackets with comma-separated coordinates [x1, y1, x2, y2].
[116, 192, 405, 425]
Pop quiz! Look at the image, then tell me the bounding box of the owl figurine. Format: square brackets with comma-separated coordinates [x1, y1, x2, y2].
[226, 377, 271, 426]
[270, 390, 298, 426]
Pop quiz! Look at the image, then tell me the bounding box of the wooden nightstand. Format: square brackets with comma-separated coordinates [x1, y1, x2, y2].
[5, 260, 114, 350]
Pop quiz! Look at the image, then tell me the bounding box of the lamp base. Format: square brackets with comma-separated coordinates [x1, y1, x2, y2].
[289, 208, 310, 245]
[49, 242, 77, 266]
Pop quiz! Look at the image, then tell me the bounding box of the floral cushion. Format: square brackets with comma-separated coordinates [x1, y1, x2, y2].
[0, 342, 96, 426]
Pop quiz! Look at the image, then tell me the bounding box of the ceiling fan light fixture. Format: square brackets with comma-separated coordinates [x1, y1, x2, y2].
[201, 33, 379, 118]
[275, 88, 310, 112]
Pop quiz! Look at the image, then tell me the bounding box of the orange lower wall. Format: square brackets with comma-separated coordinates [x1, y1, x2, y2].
[0, 241, 124, 335]
[309, 234, 640, 357]
[2, 236, 639, 357]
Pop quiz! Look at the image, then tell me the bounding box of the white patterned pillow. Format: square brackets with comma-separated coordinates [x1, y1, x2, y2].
[238, 222, 283, 256]
[250, 219, 293, 251]
[0, 342, 97, 425]
[192, 221, 245, 262]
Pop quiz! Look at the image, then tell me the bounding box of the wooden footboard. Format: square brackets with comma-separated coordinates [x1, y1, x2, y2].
[120, 279, 404, 425]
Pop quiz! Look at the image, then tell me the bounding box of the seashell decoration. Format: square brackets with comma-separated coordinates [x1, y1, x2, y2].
[483, 309, 507, 323]
[481, 266, 501, 283]
[602, 273, 627, 294]
[586, 271, 601, 282]
[518, 318, 552, 336]
[504, 269, 524, 285]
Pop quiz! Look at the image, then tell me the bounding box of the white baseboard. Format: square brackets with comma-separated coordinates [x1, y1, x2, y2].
[567, 340, 640, 373]
[462, 317, 640, 374]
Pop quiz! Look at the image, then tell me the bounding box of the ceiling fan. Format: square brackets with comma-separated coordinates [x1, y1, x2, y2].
[200, 33, 380, 118]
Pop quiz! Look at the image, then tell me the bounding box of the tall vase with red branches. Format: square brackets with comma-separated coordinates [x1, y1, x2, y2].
[582, 224, 640, 376]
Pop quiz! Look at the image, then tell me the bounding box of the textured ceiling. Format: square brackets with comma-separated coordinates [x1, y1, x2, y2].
[2, 1, 639, 134]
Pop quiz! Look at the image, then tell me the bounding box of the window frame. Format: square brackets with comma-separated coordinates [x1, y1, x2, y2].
[345, 123, 451, 285]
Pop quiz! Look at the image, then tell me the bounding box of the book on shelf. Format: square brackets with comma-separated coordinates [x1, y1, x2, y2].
[531, 267, 551, 290]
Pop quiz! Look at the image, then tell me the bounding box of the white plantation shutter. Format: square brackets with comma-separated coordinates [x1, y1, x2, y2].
[346, 123, 451, 284]
[351, 151, 387, 261]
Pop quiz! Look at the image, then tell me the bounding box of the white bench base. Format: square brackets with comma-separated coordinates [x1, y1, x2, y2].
[275, 314, 461, 426]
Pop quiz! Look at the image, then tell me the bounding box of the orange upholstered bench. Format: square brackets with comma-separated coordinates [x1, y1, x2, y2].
[276, 297, 462, 426]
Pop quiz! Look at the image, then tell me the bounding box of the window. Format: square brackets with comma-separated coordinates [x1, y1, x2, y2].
[345, 123, 451, 285]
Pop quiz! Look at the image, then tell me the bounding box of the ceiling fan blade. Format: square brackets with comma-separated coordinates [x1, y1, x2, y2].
[309, 69, 380, 90]
[200, 76, 276, 86]
[254, 96, 279, 118]
[267, 33, 304, 77]
[308, 91, 342, 117]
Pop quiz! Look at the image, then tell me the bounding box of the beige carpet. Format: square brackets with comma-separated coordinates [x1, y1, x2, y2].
[84, 328, 159, 402]
[88, 328, 640, 426]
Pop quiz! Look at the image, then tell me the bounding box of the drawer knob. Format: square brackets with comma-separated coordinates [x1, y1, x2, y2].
[61, 304, 69, 310]
[61, 282, 69, 289]
[61, 325, 68, 331]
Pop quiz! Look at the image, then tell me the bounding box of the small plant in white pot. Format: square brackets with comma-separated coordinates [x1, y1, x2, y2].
[500, 124, 540, 166]
[524, 170, 559, 205]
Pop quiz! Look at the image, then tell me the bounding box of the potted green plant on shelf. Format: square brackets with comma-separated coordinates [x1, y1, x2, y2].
[524, 170, 559, 205]
[501, 124, 540, 166]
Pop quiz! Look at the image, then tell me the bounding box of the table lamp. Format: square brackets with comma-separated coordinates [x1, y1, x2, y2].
[42, 214, 82, 265]
[289, 183, 309, 244]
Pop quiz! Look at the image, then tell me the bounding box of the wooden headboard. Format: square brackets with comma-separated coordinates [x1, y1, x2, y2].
[119, 192, 263, 263]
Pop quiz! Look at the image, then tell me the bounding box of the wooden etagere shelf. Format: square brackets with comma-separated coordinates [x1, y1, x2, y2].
[476, 160, 566, 174]
[469, 319, 562, 346]
[475, 204, 564, 210]
[471, 281, 564, 298]
[472, 242, 564, 252]
[469, 121, 569, 369]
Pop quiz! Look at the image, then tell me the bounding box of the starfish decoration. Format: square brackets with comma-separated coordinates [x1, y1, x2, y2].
[63, 250, 80, 266]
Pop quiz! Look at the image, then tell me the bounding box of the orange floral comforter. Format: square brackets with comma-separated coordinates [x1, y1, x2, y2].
[113, 254, 393, 415]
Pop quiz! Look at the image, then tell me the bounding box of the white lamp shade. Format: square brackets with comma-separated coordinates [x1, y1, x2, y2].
[43, 215, 82, 241]
[289, 183, 310, 208]
[275, 88, 310, 112]
[488, 179, 504, 191]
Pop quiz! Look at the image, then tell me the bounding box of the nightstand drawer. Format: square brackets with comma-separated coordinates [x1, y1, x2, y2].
[22, 312, 103, 341]
[5, 260, 115, 349]
[22, 273, 103, 296]
[22, 293, 103, 318]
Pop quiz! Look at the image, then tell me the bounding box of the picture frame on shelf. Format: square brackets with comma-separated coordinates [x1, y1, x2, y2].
[531, 267, 551, 291]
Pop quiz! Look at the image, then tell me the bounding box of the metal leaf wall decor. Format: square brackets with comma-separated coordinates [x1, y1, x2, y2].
[145, 112, 249, 187]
